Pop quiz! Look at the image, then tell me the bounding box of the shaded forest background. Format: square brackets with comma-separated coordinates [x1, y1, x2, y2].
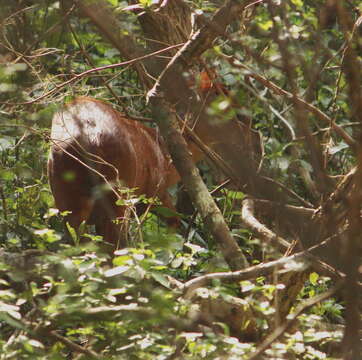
[0, 0, 361, 359]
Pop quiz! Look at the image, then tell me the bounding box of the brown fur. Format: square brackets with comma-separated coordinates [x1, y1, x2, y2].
[48, 97, 179, 247]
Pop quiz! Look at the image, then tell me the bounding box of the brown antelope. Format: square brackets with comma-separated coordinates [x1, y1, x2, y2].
[48, 75, 260, 248]
[48, 97, 185, 248]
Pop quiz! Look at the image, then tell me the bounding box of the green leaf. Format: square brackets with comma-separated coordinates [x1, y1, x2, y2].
[0, 169, 15, 181]
[290, 0, 303, 8]
[152, 205, 179, 218]
[151, 272, 171, 288]
[259, 20, 273, 31]
[34, 228, 61, 243]
[309, 272, 319, 286]
[104, 266, 130, 277]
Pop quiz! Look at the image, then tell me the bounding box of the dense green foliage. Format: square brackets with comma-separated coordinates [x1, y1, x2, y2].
[0, 0, 361, 359]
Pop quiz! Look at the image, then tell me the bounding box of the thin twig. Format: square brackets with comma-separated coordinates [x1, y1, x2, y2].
[1, 43, 184, 106]
[224, 56, 357, 150]
[50, 331, 102, 359]
[261, 176, 314, 208]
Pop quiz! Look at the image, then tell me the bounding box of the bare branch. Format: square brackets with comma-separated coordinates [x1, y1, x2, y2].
[241, 198, 291, 250]
[182, 237, 346, 299]
[49, 331, 102, 359]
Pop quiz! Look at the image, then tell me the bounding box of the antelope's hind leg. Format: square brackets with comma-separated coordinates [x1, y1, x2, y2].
[48, 151, 94, 242]
[91, 192, 129, 250]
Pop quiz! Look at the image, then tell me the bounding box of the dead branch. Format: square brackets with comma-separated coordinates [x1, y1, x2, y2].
[49, 331, 101, 359]
[182, 237, 344, 299]
[254, 199, 315, 218]
[241, 198, 291, 251]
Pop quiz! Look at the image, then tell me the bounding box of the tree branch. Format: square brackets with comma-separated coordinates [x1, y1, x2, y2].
[182, 238, 347, 299]
[241, 198, 291, 250]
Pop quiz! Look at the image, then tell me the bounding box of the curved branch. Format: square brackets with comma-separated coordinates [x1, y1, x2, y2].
[182, 238, 346, 299]
[241, 198, 291, 250]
